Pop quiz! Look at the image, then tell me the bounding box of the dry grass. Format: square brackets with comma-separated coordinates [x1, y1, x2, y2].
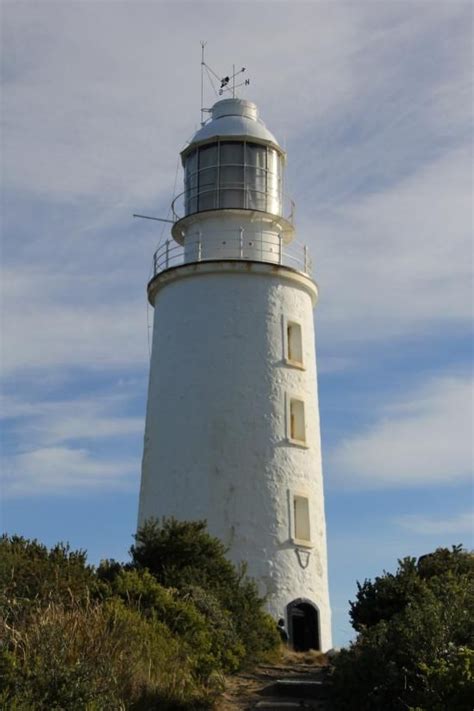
[1, 597, 214, 709]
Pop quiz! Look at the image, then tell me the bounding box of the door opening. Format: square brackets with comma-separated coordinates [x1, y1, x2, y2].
[287, 599, 320, 651]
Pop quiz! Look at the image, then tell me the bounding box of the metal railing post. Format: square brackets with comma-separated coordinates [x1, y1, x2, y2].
[304, 245, 308, 273]
[198, 232, 202, 262]
[239, 227, 244, 258]
[153, 251, 157, 275]
[278, 233, 283, 265]
[165, 240, 170, 269]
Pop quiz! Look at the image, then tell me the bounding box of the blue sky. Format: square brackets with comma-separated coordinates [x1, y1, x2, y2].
[1, 1, 472, 647]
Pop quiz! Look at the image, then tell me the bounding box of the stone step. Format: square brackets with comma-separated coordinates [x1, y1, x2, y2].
[254, 701, 325, 710]
[267, 679, 330, 700]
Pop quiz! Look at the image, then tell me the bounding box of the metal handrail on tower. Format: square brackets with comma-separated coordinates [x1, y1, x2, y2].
[171, 186, 295, 224]
[151, 229, 312, 278]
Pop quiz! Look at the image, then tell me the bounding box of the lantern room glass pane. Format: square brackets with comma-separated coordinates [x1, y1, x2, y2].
[220, 141, 244, 165]
[198, 167, 217, 211]
[267, 148, 282, 214]
[185, 149, 197, 177]
[267, 147, 280, 175]
[184, 150, 198, 215]
[246, 167, 266, 210]
[246, 143, 266, 169]
[199, 143, 217, 168]
[185, 173, 198, 214]
[219, 142, 244, 208]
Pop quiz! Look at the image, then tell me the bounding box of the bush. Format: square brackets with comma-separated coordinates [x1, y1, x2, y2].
[331, 546, 474, 711]
[0, 534, 97, 605]
[0, 522, 280, 709]
[130, 518, 280, 666]
[0, 596, 213, 710]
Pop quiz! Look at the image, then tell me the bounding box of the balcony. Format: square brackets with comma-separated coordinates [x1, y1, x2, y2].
[151, 229, 313, 279]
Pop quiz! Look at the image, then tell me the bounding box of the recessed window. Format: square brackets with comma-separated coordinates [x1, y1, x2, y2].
[289, 398, 306, 443]
[287, 321, 303, 365]
[294, 495, 311, 542]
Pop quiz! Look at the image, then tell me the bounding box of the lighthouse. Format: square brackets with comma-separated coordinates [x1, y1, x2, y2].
[138, 97, 332, 651]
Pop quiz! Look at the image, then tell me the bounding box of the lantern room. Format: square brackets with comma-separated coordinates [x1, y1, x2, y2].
[169, 97, 297, 266]
[183, 139, 283, 215]
[181, 98, 285, 217]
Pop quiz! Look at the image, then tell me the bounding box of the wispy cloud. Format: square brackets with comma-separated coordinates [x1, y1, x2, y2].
[1, 391, 143, 447]
[395, 511, 473, 536]
[1, 389, 143, 497]
[0, 268, 150, 374]
[310, 147, 473, 343]
[328, 375, 473, 489]
[3, 446, 138, 498]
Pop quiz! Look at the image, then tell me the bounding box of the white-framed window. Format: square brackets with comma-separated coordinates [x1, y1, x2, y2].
[287, 321, 303, 365]
[294, 495, 311, 543]
[288, 396, 306, 444]
[287, 490, 313, 546]
[282, 316, 304, 368]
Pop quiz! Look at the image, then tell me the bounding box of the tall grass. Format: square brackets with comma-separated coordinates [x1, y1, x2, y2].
[1, 595, 217, 709]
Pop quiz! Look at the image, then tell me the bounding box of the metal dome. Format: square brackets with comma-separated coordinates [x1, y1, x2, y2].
[182, 98, 284, 159]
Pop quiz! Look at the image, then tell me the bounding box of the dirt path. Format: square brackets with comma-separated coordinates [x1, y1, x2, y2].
[215, 651, 331, 710]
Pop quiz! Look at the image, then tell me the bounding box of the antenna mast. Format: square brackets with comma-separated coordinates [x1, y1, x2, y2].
[200, 46, 251, 121]
[200, 41, 207, 126]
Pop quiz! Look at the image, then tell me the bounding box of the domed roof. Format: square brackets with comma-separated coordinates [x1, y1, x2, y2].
[181, 98, 284, 159]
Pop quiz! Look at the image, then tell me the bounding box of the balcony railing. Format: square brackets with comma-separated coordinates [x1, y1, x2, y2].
[151, 229, 312, 279]
[171, 186, 295, 224]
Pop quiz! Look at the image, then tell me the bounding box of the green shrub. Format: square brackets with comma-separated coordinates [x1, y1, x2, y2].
[331, 546, 474, 711]
[0, 534, 97, 605]
[181, 585, 246, 672]
[99, 567, 217, 678]
[0, 522, 280, 709]
[130, 518, 239, 592]
[130, 518, 280, 665]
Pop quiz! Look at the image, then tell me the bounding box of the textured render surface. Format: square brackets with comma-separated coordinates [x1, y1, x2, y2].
[139, 262, 332, 650]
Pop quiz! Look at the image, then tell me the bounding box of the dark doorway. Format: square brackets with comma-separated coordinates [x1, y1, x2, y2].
[287, 600, 320, 651]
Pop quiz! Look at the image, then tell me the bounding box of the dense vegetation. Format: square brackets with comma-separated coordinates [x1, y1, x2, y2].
[331, 545, 474, 711]
[0, 519, 279, 710]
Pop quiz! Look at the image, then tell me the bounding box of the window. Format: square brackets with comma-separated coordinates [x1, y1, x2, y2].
[246, 144, 267, 210]
[293, 495, 311, 543]
[219, 142, 244, 208]
[289, 398, 306, 443]
[184, 149, 198, 214]
[266, 147, 282, 215]
[198, 144, 218, 211]
[286, 321, 303, 365]
[183, 140, 284, 216]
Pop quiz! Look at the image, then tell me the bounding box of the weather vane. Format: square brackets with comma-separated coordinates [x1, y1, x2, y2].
[200, 41, 250, 125]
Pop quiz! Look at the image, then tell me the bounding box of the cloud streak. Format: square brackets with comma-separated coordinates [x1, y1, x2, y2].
[395, 511, 473, 537]
[1, 389, 143, 497]
[3, 446, 138, 498]
[328, 375, 473, 489]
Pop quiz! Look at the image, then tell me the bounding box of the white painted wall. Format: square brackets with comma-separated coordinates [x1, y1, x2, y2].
[139, 261, 332, 650]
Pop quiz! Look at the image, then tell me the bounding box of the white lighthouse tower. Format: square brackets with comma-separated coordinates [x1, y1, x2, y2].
[138, 96, 332, 651]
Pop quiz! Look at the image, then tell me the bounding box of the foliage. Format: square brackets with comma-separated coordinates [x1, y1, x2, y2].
[0, 521, 280, 709]
[349, 544, 473, 633]
[331, 546, 474, 711]
[130, 518, 238, 592]
[0, 534, 97, 604]
[130, 518, 280, 665]
[0, 596, 211, 710]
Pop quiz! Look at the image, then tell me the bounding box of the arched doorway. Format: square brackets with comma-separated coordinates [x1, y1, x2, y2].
[287, 599, 320, 651]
